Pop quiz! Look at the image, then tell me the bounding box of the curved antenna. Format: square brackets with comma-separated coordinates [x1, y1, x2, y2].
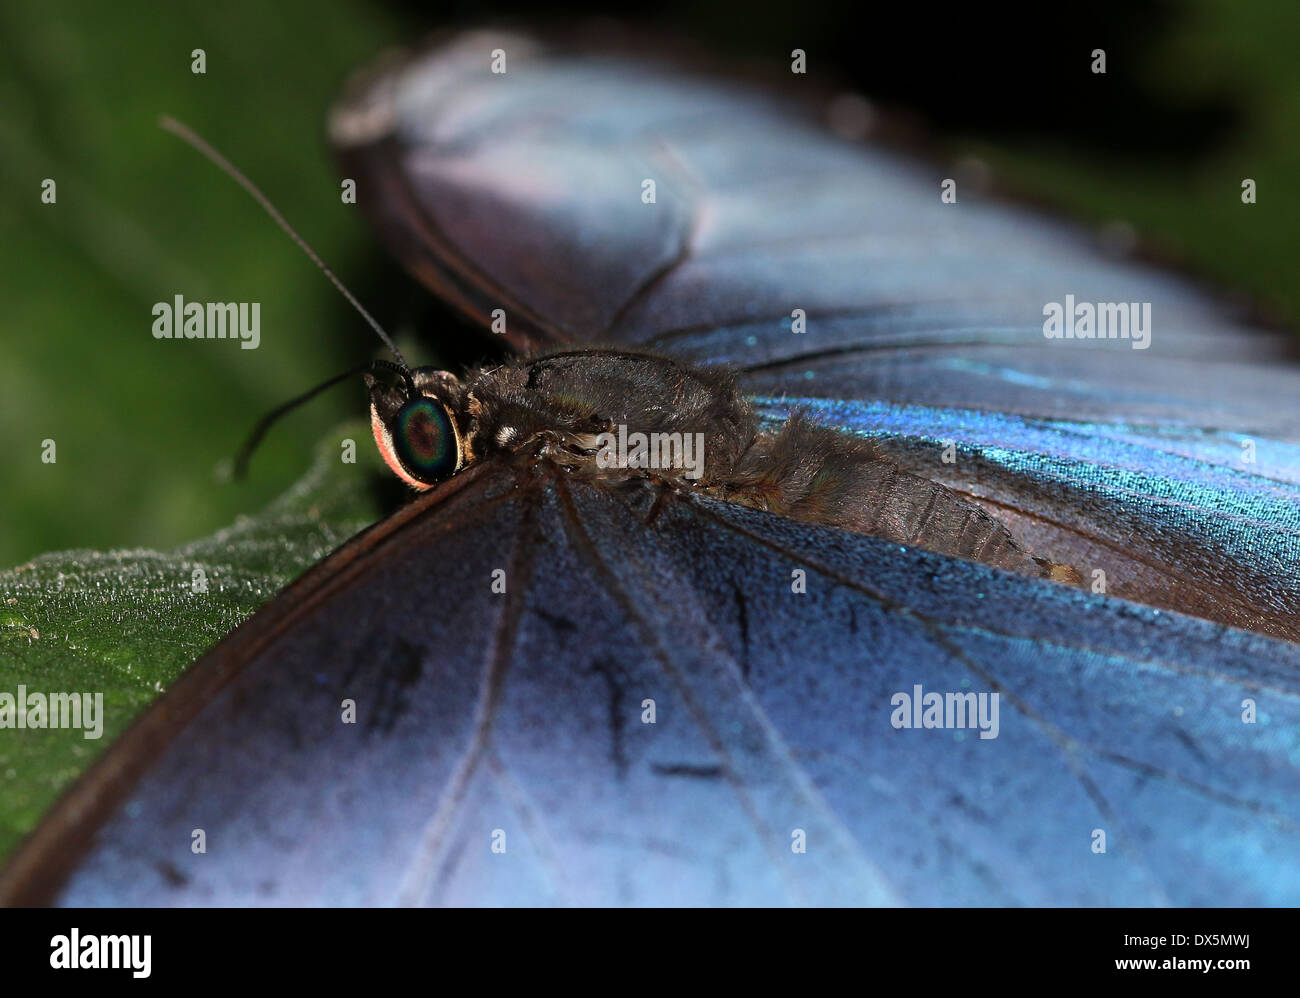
[158, 115, 408, 369]
[232, 359, 415, 480]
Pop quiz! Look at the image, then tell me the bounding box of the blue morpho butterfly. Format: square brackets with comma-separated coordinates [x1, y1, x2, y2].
[3, 30, 1299, 907]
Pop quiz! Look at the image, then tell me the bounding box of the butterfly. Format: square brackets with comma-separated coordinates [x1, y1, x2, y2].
[2, 29, 1299, 906]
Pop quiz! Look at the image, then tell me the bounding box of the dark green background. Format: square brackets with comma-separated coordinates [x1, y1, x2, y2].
[3, 0, 1297, 568]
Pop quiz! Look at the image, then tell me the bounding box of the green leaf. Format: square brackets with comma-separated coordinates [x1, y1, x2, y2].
[0, 422, 387, 862]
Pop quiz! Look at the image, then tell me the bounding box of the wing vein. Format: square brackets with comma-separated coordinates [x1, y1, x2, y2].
[682, 495, 1184, 902]
[555, 474, 899, 905]
[393, 488, 541, 906]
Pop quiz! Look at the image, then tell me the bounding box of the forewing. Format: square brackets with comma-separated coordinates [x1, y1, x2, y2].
[3, 469, 1297, 905]
[332, 32, 1300, 640]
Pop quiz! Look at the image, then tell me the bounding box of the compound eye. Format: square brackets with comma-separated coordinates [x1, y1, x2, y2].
[390, 397, 460, 484]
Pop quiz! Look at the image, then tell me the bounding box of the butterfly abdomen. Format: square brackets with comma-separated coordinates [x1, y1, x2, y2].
[719, 412, 1057, 578]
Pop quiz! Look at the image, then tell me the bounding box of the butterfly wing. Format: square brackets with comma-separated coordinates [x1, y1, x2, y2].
[332, 31, 1300, 642]
[3, 462, 1298, 905]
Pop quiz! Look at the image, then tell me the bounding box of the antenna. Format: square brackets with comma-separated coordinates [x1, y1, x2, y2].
[157, 114, 408, 368]
[231, 358, 414, 480]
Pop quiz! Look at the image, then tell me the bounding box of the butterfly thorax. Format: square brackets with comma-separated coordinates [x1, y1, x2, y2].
[464, 349, 757, 483]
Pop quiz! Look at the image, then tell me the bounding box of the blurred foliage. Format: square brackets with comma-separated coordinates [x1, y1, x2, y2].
[0, 0, 406, 569]
[0, 422, 386, 860]
[957, 0, 1300, 327]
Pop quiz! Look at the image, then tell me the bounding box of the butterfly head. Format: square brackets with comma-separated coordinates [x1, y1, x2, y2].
[366, 367, 469, 490]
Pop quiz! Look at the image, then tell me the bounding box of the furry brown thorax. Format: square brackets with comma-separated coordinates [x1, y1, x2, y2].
[367, 347, 1078, 583]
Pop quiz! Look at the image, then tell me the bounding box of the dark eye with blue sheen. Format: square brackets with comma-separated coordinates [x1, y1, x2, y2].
[391, 397, 458, 483]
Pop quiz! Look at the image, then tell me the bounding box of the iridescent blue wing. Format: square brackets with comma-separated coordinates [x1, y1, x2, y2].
[4, 465, 1297, 905]
[333, 30, 1300, 642]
